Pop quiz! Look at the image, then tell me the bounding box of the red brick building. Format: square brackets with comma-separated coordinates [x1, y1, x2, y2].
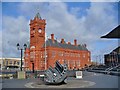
[24, 13, 91, 71]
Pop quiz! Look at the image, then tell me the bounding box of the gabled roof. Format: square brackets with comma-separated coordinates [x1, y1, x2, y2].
[43, 39, 88, 51]
[111, 46, 120, 53]
[101, 25, 120, 38]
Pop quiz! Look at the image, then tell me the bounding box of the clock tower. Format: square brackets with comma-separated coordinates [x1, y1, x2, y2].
[29, 13, 46, 70]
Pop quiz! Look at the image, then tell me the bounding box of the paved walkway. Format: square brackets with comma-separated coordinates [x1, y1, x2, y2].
[2, 72, 119, 88]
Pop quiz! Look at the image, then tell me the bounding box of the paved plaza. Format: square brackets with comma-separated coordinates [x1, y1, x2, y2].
[1, 72, 119, 89]
[25, 78, 95, 88]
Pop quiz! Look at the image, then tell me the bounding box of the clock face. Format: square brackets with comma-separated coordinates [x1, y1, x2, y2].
[30, 46, 35, 49]
[38, 29, 42, 33]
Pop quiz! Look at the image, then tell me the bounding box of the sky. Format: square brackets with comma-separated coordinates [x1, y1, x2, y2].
[1, 1, 119, 63]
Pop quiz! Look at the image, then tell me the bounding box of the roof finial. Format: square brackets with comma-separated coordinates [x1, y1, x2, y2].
[35, 6, 42, 19]
[37, 6, 39, 13]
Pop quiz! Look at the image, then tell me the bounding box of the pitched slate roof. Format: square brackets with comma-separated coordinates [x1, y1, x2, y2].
[101, 25, 120, 38]
[43, 39, 88, 51]
[111, 46, 120, 53]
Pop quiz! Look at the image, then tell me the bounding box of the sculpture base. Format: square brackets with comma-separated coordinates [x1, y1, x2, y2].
[25, 78, 95, 88]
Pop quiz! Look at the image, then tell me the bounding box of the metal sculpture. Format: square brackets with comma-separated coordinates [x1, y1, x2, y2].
[43, 61, 68, 85]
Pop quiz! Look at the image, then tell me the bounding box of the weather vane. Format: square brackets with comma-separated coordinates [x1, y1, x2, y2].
[37, 5, 40, 13]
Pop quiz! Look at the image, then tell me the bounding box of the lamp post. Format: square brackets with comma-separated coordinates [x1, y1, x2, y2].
[17, 43, 27, 71]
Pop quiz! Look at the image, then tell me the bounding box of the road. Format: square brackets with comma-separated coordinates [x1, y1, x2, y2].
[1, 71, 119, 88]
[83, 72, 119, 88]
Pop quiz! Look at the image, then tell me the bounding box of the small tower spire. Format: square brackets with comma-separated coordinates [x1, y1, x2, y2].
[35, 12, 42, 19]
[34, 6, 42, 19]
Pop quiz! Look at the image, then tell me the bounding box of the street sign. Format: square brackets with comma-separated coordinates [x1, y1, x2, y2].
[76, 71, 82, 79]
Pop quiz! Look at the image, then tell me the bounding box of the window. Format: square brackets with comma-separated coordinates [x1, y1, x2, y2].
[76, 53, 77, 57]
[79, 61, 81, 66]
[67, 53, 69, 56]
[52, 51, 56, 57]
[41, 55, 42, 58]
[40, 52, 42, 58]
[77, 61, 80, 66]
[25, 62, 28, 66]
[17, 62, 20, 65]
[26, 53, 29, 57]
[30, 52, 35, 59]
[72, 53, 75, 57]
[2, 61, 5, 65]
[73, 61, 75, 67]
[31, 35, 34, 38]
[83, 54, 86, 58]
[59, 52, 62, 56]
[9, 61, 12, 64]
[61, 52, 64, 56]
[33, 28, 35, 30]
[88, 53, 90, 57]
[44, 51, 47, 58]
[14, 61, 16, 65]
[88, 58, 89, 61]
[6, 61, 8, 65]
[64, 53, 66, 57]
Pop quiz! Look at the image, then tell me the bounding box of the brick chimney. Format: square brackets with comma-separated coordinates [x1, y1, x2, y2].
[74, 39, 77, 46]
[51, 34, 54, 42]
[68, 42, 71, 44]
[84, 44, 87, 47]
[61, 38, 64, 44]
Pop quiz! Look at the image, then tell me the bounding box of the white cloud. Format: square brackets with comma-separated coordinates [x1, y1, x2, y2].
[2, 2, 118, 63]
[83, 2, 117, 38]
[69, 7, 82, 18]
[2, 16, 29, 57]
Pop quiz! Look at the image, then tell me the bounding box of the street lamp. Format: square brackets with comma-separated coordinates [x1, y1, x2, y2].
[17, 43, 27, 71]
